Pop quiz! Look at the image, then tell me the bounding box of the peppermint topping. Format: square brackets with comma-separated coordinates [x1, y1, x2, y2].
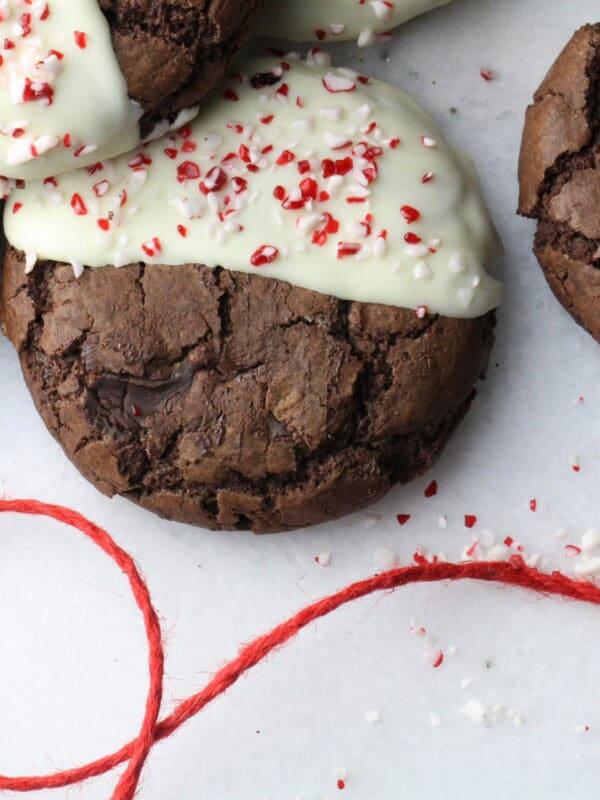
[5, 56, 503, 318]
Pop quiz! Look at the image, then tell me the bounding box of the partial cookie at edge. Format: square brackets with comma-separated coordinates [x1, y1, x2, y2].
[99, 0, 260, 134]
[0, 250, 495, 533]
[518, 23, 600, 342]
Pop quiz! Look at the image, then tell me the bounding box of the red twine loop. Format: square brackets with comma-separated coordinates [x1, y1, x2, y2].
[1, 498, 599, 798]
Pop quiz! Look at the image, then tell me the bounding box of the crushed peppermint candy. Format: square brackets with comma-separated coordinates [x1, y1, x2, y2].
[0, 0, 142, 179]
[5, 56, 502, 319]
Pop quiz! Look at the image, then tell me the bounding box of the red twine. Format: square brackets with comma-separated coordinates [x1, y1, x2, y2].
[0, 498, 599, 798]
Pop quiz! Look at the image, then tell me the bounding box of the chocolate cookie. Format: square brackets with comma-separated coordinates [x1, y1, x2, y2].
[518, 24, 600, 342]
[1, 56, 502, 532]
[0, 0, 258, 182]
[101, 0, 259, 132]
[0, 251, 494, 533]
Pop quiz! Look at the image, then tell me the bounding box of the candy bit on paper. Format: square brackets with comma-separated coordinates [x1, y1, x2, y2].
[424, 480, 438, 498]
[335, 768, 347, 791]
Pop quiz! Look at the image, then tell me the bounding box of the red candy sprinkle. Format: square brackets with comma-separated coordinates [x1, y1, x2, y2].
[141, 237, 162, 258]
[23, 77, 53, 105]
[176, 161, 201, 182]
[432, 651, 444, 669]
[465, 515, 477, 529]
[424, 480, 438, 498]
[70, 193, 87, 216]
[74, 30, 87, 49]
[250, 245, 279, 267]
[400, 205, 421, 223]
[396, 514, 411, 526]
[276, 149, 295, 166]
[337, 242, 361, 259]
[19, 13, 32, 37]
[199, 166, 227, 195]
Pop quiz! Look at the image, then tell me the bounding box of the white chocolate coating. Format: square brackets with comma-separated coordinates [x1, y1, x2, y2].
[5, 55, 503, 318]
[0, 0, 140, 181]
[255, 0, 451, 45]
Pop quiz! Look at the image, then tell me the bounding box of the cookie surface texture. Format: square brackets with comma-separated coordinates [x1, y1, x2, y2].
[1, 254, 495, 532]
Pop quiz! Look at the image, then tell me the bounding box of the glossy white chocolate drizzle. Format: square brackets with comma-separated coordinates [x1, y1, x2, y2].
[255, 0, 451, 45]
[5, 55, 503, 318]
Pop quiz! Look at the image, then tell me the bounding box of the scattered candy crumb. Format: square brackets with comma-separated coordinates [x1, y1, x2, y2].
[374, 546, 399, 569]
[365, 709, 381, 725]
[335, 768, 347, 791]
[424, 480, 438, 498]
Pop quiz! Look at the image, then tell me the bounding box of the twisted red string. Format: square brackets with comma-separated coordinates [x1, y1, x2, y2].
[0, 498, 598, 799]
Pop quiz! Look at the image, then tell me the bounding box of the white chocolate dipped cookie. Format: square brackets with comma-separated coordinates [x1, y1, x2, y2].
[0, 0, 258, 183]
[6, 54, 502, 318]
[255, 0, 451, 46]
[2, 54, 503, 532]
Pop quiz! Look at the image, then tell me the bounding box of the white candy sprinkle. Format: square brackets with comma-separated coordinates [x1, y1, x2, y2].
[366, 709, 381, 725]
[582, 528, 600, 553]
[24, 251, 37, 274]
[450, 254, 467, 273]
[374, 547, 398, 569]
[461, 699, 489, 726]
[414, 262, 432, 280]
[71, 260, 84, 279]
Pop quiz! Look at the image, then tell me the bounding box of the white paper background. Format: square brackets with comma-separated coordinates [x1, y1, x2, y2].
[1, 1, 600, 798]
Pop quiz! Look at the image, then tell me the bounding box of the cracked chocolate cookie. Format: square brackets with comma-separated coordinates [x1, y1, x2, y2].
[0, 0, 259, 182]
[0, 252, 495, 533]
[518, 24, 600, 342]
